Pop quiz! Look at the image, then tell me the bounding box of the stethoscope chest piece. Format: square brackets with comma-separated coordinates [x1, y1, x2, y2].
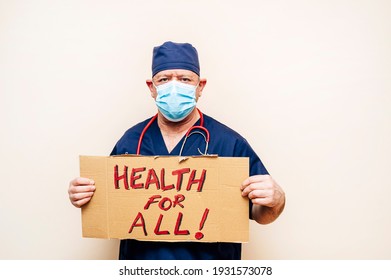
[178, 125, 210, 157]
[137, 109, 210, 156]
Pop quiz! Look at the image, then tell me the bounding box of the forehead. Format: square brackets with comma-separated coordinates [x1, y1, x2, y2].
[153, 69, 198, 78]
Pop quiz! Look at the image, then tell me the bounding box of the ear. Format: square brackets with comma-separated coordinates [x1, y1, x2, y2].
[196, 78, 207, 99]
[146, 79, 157, 98]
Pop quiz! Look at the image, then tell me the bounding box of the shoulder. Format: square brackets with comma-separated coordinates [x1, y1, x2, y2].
[203, 114, 253, 155]
[203, 114, 248, 145]
[203, 113, 268, 175]
[110, 116, 154, 155]
[124, 117, 153, 136]
[203, 114, 243, 138]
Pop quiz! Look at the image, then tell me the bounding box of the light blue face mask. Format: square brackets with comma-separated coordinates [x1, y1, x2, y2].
[154, 80, 198, 122]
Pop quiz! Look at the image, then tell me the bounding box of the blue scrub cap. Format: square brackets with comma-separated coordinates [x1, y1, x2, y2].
[152, 41, 200, 77]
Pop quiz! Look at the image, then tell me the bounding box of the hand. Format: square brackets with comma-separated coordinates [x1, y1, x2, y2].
[241, 175, 285, 224]
[241, 175, 284, 208]
[68, 177, 95, 208]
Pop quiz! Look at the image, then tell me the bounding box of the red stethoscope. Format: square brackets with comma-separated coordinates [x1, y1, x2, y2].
[136, 108, 210, 156]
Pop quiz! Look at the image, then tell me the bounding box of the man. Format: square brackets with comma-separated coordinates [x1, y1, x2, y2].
[68, 41, 285, 260]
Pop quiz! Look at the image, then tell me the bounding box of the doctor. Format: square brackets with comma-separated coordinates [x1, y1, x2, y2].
[68, 41, 285, 260]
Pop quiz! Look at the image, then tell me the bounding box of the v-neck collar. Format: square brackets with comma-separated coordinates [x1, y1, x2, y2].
[151, 117, 202, 156]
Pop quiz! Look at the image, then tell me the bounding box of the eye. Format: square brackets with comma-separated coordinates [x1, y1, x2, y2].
[155, 77, 169, 85]
[180, 77, 192, 83]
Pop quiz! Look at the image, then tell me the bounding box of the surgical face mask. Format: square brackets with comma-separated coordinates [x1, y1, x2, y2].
[154, 80, 198, 122]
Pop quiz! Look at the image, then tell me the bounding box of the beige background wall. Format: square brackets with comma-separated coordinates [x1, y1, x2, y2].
[1, 0, 390, 259]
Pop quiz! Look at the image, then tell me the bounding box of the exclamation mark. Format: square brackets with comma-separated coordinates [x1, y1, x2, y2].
[195, 208, 209, 240]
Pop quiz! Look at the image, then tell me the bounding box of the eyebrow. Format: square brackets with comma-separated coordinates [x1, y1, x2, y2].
[154, 72, 195, 79]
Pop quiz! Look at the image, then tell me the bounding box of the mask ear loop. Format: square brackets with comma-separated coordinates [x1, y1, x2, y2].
[179, 126, 210, 157]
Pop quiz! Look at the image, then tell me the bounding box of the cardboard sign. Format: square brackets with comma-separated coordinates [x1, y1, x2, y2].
[80, 155, 249, 243]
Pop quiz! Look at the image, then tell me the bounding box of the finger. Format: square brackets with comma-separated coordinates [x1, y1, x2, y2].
[241, 175, 271, 190]
[70, 191, 95, 202]
[245, 189, 271, 200]
[241, 185, 256, 196]
[70, 177, 95, 186]
[241, 182, 270, 197]
[72, 197, 93, 208]
[250, 197, 274, 207]
[69, 184, 95, 195]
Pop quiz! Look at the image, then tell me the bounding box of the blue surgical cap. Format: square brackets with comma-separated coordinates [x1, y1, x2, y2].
[152, 41, 200, 77]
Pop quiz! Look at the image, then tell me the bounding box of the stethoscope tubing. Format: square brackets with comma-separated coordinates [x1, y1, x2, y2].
[136, 108, 208, 155]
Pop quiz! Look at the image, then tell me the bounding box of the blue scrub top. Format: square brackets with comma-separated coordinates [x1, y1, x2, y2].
[111, 113, 268, 260]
